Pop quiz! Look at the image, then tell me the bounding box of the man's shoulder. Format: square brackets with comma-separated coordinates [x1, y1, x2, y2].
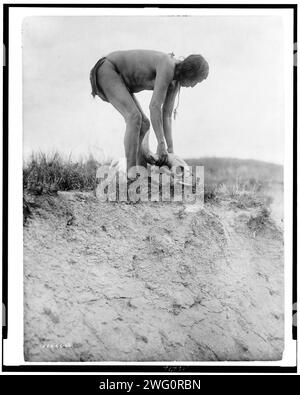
[156, 54, 176, 81]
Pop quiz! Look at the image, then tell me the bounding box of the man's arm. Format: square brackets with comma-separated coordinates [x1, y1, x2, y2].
[162, 81, 180, 154]
[149, 62, 174, 165]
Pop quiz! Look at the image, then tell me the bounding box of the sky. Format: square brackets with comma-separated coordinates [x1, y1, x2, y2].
[23, 15, 284, 164]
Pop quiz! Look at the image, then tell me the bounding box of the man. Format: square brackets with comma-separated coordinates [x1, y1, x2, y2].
[90, 50, 209, 179]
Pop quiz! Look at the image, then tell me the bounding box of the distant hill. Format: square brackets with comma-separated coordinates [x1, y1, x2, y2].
[185, 157, 283, 186]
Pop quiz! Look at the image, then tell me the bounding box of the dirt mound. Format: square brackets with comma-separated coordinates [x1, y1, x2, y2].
[24, 190, 284, 361]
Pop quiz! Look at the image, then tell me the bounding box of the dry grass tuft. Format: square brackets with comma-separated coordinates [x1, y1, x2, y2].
[23, 152, 108, 194]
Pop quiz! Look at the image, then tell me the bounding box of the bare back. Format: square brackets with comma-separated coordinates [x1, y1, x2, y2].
[106, 50, 177, 93]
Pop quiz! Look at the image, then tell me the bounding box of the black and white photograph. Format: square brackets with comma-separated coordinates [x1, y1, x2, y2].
[2, 3, 297, 372]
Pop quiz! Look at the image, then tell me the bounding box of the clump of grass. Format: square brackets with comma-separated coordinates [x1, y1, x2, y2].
[218, 182, 264, 209]
[247, 207, 271, 234]
[203, 180, 266, 208]
[23, 152, 104, 194]
[23, 197, 32, 225]
[204, 184, 218, 202]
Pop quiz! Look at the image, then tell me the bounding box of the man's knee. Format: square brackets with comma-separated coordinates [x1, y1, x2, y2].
[126, 110, 142, 128]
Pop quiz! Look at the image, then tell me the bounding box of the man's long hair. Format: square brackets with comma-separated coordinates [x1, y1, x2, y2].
[179, 54, 209, 81]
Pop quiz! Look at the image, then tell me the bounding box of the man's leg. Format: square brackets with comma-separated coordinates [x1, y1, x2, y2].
[96, 62, 141, 179]
[131, 94, 151, 168]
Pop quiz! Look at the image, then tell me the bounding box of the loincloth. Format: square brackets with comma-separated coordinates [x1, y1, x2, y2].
[90, 56, 133, 102]
[90, 57, 110, 102]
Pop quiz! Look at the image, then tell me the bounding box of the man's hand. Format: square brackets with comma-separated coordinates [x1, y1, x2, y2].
[156, 141, 168, 166]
